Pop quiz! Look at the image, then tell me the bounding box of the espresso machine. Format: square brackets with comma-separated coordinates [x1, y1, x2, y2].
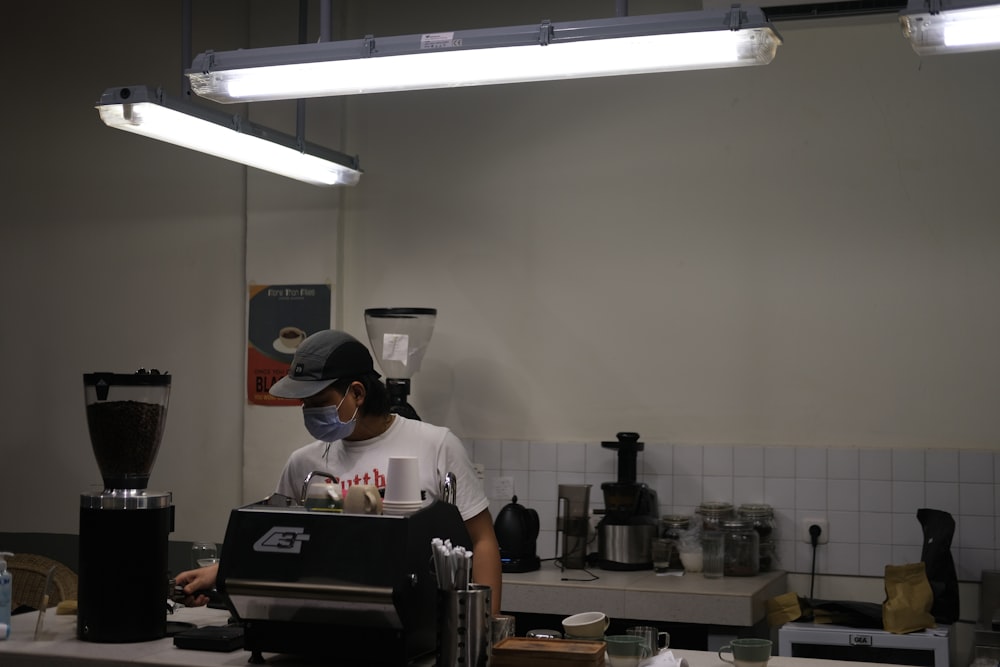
[364, 308, 437, 420]
[217, 498, 472, 665]
[78, 370, 174, 642]
[596, 432, 658, 570]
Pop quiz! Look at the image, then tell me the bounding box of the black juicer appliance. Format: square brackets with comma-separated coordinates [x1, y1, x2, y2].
[78, 370, 174, 642]
[596, 432, 658, 570]
[494, 495, 541, 573]
[364, 307, 437, 421]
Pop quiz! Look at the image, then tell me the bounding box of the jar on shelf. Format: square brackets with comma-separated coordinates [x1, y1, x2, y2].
[720, 517, 759, 577]
[737, 503, 776, 572]
[660, 514, 690, 570]
[696, 501, 734, 533]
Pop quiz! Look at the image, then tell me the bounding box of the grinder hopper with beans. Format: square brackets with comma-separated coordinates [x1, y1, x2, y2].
[78, 370, 175, 643]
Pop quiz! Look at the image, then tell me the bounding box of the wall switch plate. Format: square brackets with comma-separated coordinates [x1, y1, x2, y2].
[800, 517, 829, 544]
[473, 463, 485, 479]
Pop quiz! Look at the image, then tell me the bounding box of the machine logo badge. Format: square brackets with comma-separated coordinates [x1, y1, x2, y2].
[849, 634, 873, 646]
[253, 526, 311, 553]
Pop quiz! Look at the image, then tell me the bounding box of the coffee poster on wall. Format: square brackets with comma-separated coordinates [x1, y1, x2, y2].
[247, 283, 332, 405]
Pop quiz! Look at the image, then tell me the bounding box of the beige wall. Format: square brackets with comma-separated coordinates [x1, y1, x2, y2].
[340, 9, 1000, 448]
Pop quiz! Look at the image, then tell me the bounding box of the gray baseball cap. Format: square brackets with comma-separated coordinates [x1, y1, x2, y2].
[269, 330, 379, 399]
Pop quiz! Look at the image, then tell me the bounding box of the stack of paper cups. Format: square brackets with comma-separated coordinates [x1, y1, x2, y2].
[383, 456, 423, 515]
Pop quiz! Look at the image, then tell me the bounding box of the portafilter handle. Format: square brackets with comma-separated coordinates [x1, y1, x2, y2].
[441, 472, 457, 504]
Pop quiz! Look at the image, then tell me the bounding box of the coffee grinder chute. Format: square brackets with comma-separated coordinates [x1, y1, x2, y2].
[363, 308, 437, 421]
[78, 370, 175, 643]
[597, 432, 659, 570]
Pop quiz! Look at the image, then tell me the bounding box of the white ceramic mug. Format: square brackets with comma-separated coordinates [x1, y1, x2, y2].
[562, 611, 610, 639]
[343, 484, 382, 514]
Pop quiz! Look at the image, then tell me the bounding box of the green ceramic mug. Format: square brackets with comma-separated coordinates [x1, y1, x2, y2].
[605, 634, 650, 667]
[718, 638, 773, 667]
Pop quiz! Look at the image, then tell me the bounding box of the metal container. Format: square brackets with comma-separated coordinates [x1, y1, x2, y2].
[437, 584, 492, 667]
[597, 523, 655, 568]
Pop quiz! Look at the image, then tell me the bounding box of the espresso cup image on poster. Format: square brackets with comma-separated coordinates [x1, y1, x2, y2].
[273, 326, 306, 353]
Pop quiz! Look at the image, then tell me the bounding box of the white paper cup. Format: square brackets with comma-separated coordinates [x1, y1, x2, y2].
[385, 456, 421, 503]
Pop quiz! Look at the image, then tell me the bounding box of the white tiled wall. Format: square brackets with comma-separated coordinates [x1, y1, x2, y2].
[464, 440, 997, 582]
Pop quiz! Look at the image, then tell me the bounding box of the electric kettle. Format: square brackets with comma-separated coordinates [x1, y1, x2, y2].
[493, 495, 541, 573]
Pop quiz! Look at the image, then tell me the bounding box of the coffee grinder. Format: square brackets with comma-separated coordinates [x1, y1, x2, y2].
[364, 308, 437, 420]
[596, 432, 659, 570]
[78, 370, 174, 642]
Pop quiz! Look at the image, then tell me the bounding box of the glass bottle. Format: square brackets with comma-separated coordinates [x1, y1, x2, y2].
[721, 517, 759, 576]
[660, 514, 690, 571]
[696, 501, 734, 533]
[738, 503, 776, 572]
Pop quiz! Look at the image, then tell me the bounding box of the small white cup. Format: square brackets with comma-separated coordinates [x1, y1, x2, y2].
[344, 484, 382, 514]
[385, 456, 421, 503]
[562, 611, 609, 639]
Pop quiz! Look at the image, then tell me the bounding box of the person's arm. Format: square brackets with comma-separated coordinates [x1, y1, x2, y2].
[174, 563, 219, 607]
[465, 508, 502, 616]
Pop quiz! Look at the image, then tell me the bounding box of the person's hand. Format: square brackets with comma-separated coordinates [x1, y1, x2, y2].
[174, 563, 219, 607]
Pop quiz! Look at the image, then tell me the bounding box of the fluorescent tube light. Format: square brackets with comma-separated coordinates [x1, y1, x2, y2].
[187, 7, 782, 103]
[900, 0, 1000, 54]
[96, 86, 362, 186]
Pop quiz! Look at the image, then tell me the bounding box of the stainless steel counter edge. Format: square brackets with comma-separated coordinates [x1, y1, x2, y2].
[502, 568, 788, 626]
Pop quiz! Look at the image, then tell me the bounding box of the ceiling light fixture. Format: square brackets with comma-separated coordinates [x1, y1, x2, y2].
[187, 6, 782, 104]
[900, 0, 1000, 54]
[96, 85, 362, 186]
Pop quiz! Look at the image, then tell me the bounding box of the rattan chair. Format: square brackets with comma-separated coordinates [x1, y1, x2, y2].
[7, 553, 78, 612]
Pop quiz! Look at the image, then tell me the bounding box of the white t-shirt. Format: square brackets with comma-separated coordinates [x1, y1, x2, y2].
[275, 415, 489, 522]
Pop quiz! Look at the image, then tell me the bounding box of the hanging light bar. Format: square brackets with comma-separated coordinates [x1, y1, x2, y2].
[187, 6, 782, 103]
[96, 86, 362, 186]
[900, 0, 1000, 55]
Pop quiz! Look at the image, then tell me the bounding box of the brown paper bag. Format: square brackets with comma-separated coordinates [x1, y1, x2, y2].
[767, 592, 803, 627]
[883, 562, 935, 634]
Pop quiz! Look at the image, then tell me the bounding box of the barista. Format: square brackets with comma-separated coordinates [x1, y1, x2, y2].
[175, 330, 502, 614]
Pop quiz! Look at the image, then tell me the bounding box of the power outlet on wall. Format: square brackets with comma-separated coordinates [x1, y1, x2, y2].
[800, 517, 829, 544]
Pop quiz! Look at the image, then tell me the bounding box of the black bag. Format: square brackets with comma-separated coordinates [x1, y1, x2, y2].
[917, 507, 960, 624]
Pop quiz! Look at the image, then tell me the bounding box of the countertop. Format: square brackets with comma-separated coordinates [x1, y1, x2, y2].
[502, 565, 788, 627]
[0, 606, 893, 667]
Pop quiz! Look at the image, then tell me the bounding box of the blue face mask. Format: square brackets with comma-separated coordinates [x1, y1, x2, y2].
[302, 392, 358, 442]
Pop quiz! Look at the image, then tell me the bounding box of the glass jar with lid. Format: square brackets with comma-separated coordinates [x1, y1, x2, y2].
[696, 501, 734, 533]
[737, 503, 776, 572]
[720, 517, 759, 576]
[660, 514, 690, 570]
